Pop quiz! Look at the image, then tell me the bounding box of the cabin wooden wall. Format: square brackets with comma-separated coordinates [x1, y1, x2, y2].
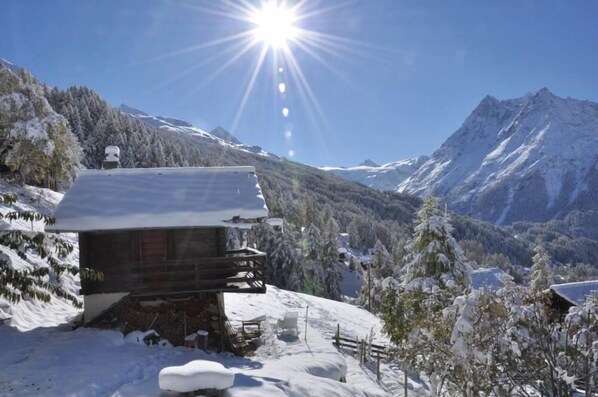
[80, 227, 227, 295]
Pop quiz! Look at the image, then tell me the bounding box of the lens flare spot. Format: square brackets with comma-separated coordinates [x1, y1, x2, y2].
[278, 67, 284, 73]
[288, 149, 295, 157]
[282, 107, 289, 117]
[278, 83, 286, 93]
[284, 130, 292, 138]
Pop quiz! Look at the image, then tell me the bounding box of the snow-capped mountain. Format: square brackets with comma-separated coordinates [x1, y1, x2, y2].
[398, 88, 598, 225]
[321, 156, 428, 191]
[117, 104, 273, 157]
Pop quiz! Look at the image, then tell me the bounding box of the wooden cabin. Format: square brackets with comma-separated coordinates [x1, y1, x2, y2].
[548, 280, 598, 318]
[46, 166, 269, 330]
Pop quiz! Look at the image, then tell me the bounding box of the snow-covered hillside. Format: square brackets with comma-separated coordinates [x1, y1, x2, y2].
[322, 156, 428, 191]
[0, 284, 425, 396]
[118, 104, 274, 158]
[398, 88, 598, 225]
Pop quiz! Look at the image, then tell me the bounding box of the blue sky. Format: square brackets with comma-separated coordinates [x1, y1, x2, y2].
[2, 1, 597, 167]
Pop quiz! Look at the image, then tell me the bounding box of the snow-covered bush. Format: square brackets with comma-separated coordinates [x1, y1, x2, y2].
[0, 193, 101, 307]
[443, 283, 598, 397]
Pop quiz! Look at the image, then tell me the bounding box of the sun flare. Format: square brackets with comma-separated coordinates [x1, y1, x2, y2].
[250, 2, 300, 49]
[146, 0, 371, 147]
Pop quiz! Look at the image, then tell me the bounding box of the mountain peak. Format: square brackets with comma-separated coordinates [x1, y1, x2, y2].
[118, 104, 147, 117]
[536, 87, 553, 95]
[479, 94, 500, 106]
[532, 87, 556, 101]
[210, 127, 241, 145]
[470, 95, 501, 115]
[359, 159, 380, 167]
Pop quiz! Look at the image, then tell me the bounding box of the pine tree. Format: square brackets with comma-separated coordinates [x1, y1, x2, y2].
[320, 218, 341, 300]
[530, 239, 552, 292]
[250, 223, 303, 291]
[269, 233, 303, 291]
[302, 224, 321, 261]
[300, 224, 324, 295]
[401, 196, 471, 293]
[380, 197, 472, 396]
[359, 240, 394, 312]
[347, 221, 360, 249]
[0, 66, 82, 185]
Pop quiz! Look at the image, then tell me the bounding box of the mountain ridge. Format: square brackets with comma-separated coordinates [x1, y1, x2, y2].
[398, 88, 598, 225]
[117, 104, 272, 158]
[321, 156, 429, 191]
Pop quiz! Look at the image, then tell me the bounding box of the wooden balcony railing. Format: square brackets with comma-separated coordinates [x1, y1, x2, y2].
[81, 248, 267, 296]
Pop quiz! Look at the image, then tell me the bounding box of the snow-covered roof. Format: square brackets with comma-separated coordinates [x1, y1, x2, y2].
[471, 267, 511, 291]
[46, 166, 269, 232]
[550, 280, 598, 306]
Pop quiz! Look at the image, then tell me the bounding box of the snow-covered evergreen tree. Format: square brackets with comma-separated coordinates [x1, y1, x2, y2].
[321, 218, 341, 300]
[530, 239, 553, 292]
[269, 232, 303, 291]
[401, 196, 471, 293]
[358, 240, 393, 312]
[381, 197, 472, 396]
[300, 224, 324, 296]
[250, 222, 304, 292]
[0, 66, 81, 185]
[302, 223, 321, 261]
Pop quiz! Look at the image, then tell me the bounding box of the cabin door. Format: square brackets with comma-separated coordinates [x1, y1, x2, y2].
[140, 230, 167, 262]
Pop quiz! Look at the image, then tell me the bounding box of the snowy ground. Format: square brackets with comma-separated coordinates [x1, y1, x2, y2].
[0, 182, 427, 396]
[0, 285, 429, 397]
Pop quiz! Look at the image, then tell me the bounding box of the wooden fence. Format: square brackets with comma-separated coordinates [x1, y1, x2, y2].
[330, 324, 389, 381]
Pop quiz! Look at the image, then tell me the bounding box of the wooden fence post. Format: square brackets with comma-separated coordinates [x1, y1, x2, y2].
[376, 351, 381, 382]
[335, 323, 340, 347]
[304, 306, 309, 341]
[360, 339, 365, 364]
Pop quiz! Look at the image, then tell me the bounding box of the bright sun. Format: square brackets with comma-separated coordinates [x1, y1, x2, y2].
[251, 2, 299, 49]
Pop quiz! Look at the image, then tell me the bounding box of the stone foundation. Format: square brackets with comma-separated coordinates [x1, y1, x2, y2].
[90, 292, 224, 349]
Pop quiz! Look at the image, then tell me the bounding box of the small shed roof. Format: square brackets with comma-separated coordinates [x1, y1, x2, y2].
[549, 280, 598, 306]
[471, 267, 512, 291]
[46, 166, 269, 232]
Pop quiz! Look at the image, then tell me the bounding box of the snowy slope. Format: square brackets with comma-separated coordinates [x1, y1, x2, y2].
[322, 156, 428, 191]
[398, 88, 598, 225]
[0, 283, 427, 396]
[118, 104, 274, 157]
